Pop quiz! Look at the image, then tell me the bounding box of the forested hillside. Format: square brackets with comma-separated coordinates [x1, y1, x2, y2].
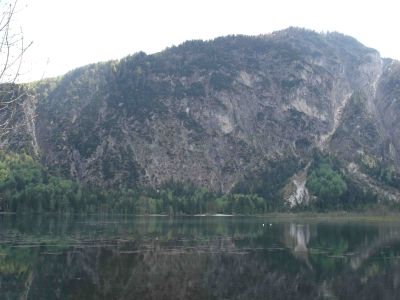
[1, 27, 400, 213]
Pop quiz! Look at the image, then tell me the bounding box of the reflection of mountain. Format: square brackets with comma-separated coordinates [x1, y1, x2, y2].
[2, 217, 400, 299]
[20, 241, 317, 300]
[350, 226, 400, 270]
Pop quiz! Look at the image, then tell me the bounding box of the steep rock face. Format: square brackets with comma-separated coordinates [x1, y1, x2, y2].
[3, 28, 400, 197]
[375, 59, 400, 165]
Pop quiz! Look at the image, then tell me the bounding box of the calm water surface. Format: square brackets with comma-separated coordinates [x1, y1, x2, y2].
[1, 215, 400, 299]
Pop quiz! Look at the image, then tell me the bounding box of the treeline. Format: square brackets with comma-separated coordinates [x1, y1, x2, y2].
[0, 152, 270, 215]
[0, 151, 89, 214]
[0, 151, 396, 215]
[304, 153, 379, 211]
[108, 183, 267, 215]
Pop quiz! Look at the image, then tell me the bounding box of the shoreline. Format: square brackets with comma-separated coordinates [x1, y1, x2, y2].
[1, 211, 400, 220]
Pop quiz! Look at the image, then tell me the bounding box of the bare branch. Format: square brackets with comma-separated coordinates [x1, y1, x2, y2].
[0, 0, 31, 138]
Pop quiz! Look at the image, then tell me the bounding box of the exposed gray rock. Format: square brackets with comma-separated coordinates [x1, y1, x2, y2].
[2, 28, 400, 202]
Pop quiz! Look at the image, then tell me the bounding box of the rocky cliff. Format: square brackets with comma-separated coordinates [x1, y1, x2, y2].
[3, 27, 400, 205]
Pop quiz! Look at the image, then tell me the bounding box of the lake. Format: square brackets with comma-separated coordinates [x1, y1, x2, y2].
[1, 215, 400, 299]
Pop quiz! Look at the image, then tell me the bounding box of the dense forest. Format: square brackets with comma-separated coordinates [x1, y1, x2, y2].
[0, 150, 392, 215]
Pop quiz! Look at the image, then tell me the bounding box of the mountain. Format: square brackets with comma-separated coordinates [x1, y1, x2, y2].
[2, 27, 400, 208]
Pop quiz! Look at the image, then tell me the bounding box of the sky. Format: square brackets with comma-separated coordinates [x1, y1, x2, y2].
[11, 0, 400, 82]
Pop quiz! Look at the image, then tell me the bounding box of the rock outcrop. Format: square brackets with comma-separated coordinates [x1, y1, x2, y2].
[2, 27, 400, 202]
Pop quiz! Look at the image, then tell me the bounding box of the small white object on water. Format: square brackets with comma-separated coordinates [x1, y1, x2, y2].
[262, 223, 265, 227]
[269, 224, 272, 227]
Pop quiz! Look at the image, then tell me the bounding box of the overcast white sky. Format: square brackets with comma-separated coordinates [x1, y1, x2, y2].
[13, 0, 400, 82]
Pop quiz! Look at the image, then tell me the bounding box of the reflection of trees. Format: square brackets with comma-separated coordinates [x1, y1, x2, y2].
[350, 226, 400, 270]
[3, 218, 400, 299]
[15, 242, 317, 300]
[0, 246, 38, 299]
[332, 260, 400, 300]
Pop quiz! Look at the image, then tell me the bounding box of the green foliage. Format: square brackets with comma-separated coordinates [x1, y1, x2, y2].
[306, 154, 347, 209]
[339, 176, 378, 210]
[0, 152, 74, 213]
[144, 182, 268, 215]
[215, 194, 267, 214]
[307, 163, 347, 202]
[306, 153, 378, 211]
[359, 157, 400, 189]
[152, 181, 213, 215]
[0, 150, 390, 215]
[67, 101, 101, 158]
[233, 156, 302, 210]
[0, 154, 270, 215]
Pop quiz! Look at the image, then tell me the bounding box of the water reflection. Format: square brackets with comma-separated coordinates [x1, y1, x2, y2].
[350, 226, 400, 270]
[286, 223, 312, 268]
[1, 215, 400, 299]
[289, 223, 310, 253]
